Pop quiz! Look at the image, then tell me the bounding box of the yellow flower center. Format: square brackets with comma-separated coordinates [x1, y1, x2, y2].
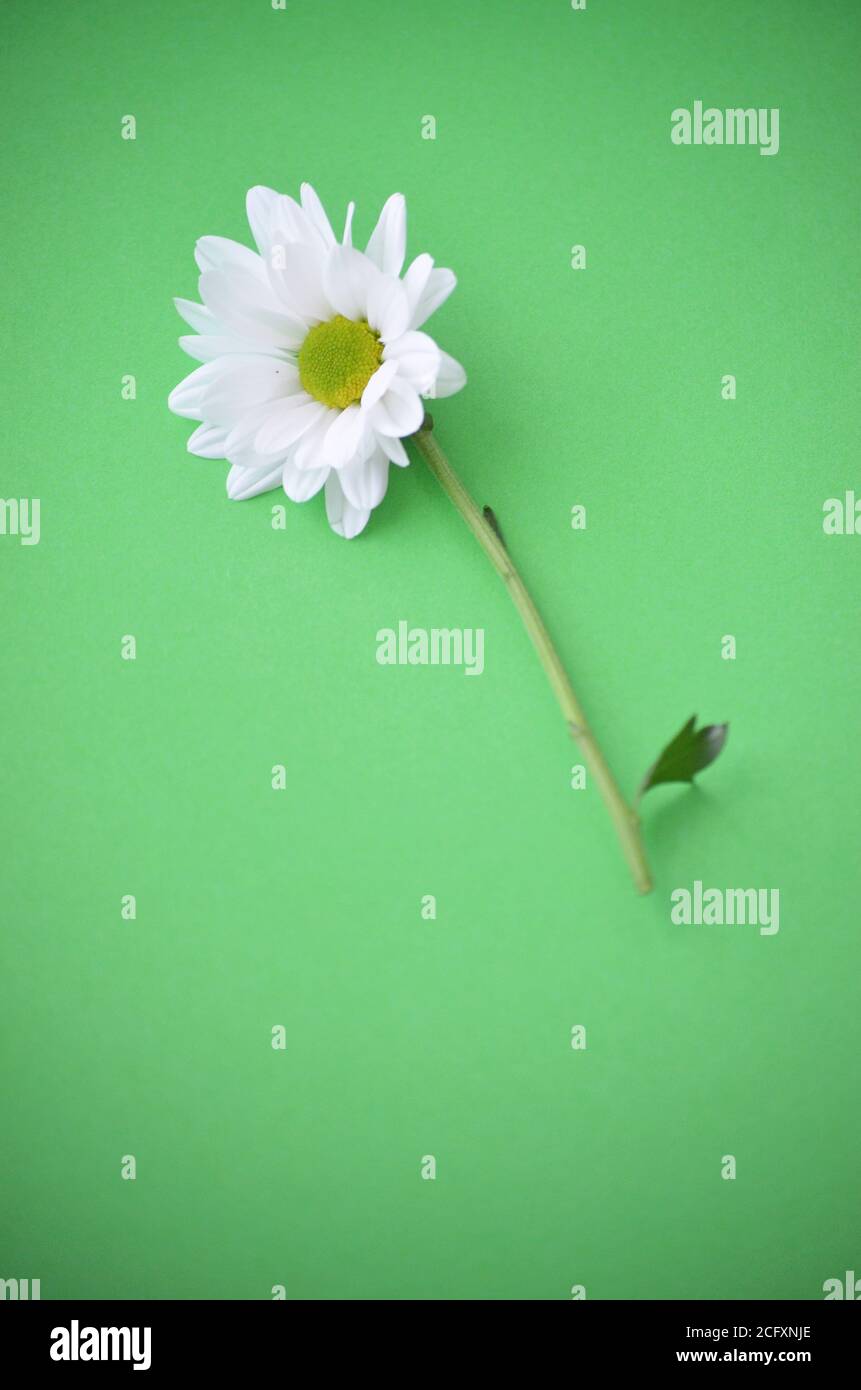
[298, 315, 383, 410]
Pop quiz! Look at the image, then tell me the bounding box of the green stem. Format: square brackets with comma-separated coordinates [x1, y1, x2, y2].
[412, 418, 653, 895]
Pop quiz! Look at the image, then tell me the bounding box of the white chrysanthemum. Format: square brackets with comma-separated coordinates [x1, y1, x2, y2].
[169, 183, 466, 538]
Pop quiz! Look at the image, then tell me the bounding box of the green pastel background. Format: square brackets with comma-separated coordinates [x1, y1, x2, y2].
[2, 0, 859, 1300]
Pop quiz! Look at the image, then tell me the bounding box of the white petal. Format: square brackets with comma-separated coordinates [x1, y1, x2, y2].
[383, 331, 440, 393]
[411, 268, 457, 329]
[179, 334, 262, 363]
[168, 361, 210, 419]
[195, 235, 267, 283]
[246, 188, 319, 260]
[225, 401, 291, 466]
[401, 254, 434, 325]
[268, 192, 319, 249]
[342, 201, 355, 247]
[246, 186, 283, 258]
[174, 297, 220, 334]
[169, 355, 293, 429]
[256, 396, 326, 454]
[323, 246, 376, 321]
[361, 359, 398, 411]
[226, 461, 284, 500]
[432, 349, 467, 398]
[324, 471, 371, 539]
[266, 241, 331, 323]
[282, 460, 329, 503]
[339, 451, 389, 510]
[366, 273, 410, 342]
[300, 183, 336, 248]
[369, 376, 424, 437]
[199, 268, 306, 350]
[365, 193, 406, 277]
[321, 404, 368, 468]
[187, 423, 229, 458]
[376, 431, 409, 467]
[291, 408, 338, 470]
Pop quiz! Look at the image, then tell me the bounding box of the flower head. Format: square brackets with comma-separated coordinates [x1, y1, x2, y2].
[169, 184, 466, 537]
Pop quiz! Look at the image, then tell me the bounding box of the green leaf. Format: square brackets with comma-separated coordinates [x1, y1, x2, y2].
[637, 715, 728, 801]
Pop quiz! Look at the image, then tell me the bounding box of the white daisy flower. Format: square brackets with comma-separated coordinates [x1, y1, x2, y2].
[168, 182, 727, 894]
[169, 183, 466, 538]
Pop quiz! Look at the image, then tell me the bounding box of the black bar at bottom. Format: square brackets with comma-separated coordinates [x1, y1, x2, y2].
[2, 1298, 857, 1374]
